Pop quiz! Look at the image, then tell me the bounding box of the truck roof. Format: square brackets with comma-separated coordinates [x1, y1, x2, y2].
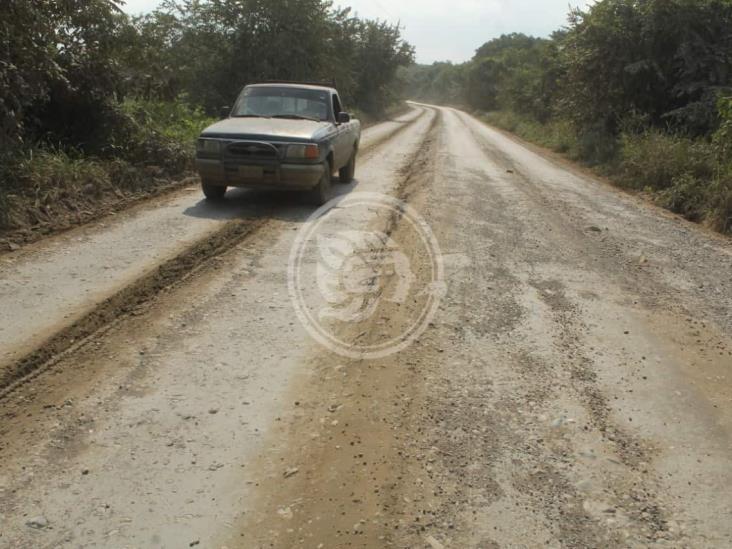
[246, 82, 337, 93]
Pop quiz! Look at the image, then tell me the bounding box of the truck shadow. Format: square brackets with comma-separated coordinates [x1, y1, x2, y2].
[182, 178, 362, 223]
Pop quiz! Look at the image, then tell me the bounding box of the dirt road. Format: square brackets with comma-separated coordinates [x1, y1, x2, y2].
[1, 104, 731, 549]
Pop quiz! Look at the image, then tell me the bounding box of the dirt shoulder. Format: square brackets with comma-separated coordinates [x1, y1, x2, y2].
[0, 170, 200, 253]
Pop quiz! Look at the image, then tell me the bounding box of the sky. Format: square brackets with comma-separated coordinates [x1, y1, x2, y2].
[122, 0, 595, 64]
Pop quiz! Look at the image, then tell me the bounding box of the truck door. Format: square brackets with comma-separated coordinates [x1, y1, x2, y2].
[332, 93, 349, 169]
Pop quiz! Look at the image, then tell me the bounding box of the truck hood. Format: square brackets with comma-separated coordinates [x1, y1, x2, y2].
[200, 117, 334, 142]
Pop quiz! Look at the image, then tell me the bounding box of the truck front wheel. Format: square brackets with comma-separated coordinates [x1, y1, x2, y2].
[339, 149, 357, 183]
[308, 162, 332, 206]
[202, 182, 227, 200]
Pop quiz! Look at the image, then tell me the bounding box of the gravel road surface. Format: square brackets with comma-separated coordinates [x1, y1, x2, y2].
[0, 104, 730, 549]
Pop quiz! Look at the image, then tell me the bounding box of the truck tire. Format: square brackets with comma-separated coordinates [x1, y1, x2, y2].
[202, 182, 227, 200]
[308, 162, 332, 206]
[339, 149, 357, 183]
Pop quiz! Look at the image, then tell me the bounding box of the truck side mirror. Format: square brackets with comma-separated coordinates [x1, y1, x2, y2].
[220, 106, 231, 118]
[337, 112, 351, 124]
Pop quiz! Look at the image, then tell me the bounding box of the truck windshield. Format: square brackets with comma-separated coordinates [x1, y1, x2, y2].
[232, 86, 330, 122]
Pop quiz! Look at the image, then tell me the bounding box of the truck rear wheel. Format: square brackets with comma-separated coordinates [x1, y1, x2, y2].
[339, 149, 357, 183]
[202, 182, 227, 200]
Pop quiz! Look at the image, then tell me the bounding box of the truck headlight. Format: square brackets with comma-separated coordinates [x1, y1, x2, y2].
[197, 138, 222, 155]
[286, 144, 320, 160]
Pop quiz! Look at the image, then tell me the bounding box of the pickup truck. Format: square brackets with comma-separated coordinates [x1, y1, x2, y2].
[195, 82, 361, 205]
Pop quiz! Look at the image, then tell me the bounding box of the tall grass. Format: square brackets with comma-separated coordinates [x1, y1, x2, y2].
[0, 99, 215, 233]
[122, 99, 215, 146]
[481, 111, 579, 156]
[618, 132, 715, 190]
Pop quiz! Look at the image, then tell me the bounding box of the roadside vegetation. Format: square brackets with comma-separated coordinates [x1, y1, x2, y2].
[403, 0, 732, 235]
[0, 0, 413, 242]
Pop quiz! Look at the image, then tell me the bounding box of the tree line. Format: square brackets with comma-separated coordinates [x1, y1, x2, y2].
[2, 0, 413, 154]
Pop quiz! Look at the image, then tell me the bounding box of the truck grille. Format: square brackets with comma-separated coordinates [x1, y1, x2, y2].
[226, 142, 280, 159]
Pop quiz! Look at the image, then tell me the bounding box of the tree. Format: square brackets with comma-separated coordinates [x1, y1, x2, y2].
[1, 1, 62, 149]
[561, 0, 732, 135]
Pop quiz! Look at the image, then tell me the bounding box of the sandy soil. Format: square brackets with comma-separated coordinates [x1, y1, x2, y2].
[0, 104, 730, 549]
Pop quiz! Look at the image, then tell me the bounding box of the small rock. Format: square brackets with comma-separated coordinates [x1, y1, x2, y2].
[587, 226, 602, 233]
[283, 467, 299, 478]
[81, 469, 90, 476]
[425, 535, 445, 549]
[208, 408, 219, 415]
[26, 516, 49, 529]
[7, 241, 20, 251]
[277, 507, 293, 520]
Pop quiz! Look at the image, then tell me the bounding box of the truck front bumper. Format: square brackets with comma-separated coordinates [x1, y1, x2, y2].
[196, 158, 324, 190]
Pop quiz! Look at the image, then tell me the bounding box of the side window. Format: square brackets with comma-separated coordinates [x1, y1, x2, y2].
[332, 94, 342, 119]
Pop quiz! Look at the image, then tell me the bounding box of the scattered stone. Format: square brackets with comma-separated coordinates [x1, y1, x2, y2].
[189, 541, 200, 547]
[327, 403, 342, 413]
[551, 417, 566, 428]
[7, 241, 20, 252]
[425, 534, 445, 549]
[208, 408, 219, 415]
[81, 469, 90, 476]
[277, 507, 293, 520]
[26, 516, 49, 529]
[283, 467, 299, 479]
[587, 226, 602, 233]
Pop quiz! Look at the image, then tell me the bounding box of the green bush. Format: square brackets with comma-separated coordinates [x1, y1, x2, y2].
[107, 99, 214, 173]
[618, 131, 715, 191]
[574, 125, 618, 166]
[481, 111, 579, 157]
[715, 97, 732, 161]
[656, 174, 709, 221]
[122, 99, 215, 146]
[705, 172, 732, 233]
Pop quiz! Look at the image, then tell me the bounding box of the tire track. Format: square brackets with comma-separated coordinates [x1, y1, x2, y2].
[219, 106, 441, 549]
